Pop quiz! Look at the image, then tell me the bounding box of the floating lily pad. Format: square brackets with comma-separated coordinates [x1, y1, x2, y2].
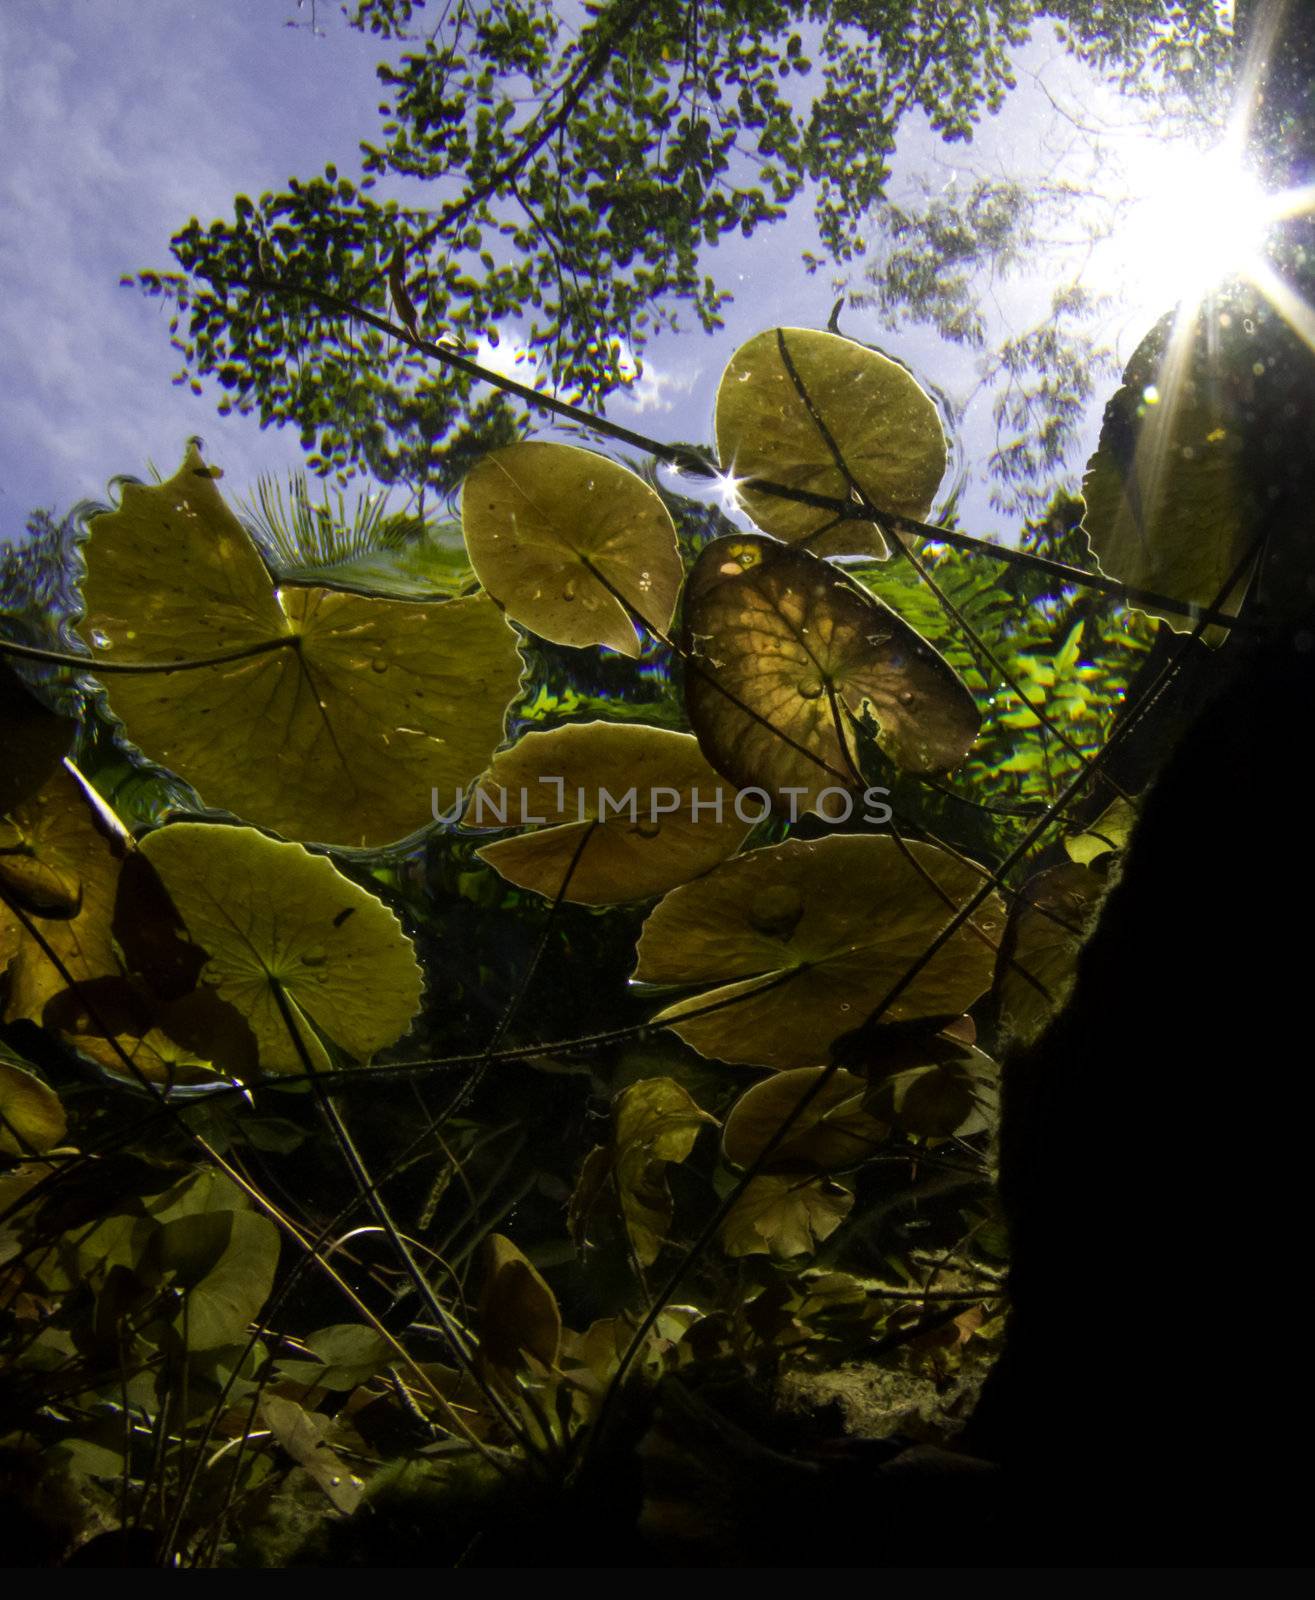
[634, 835, 1004, 1070]
[1082, 296, 1264, 639]
[78, 444, 522, 847]
[722, 1067, 884, 1171]
[0, 763, 128, 1025]
[462, 441, 682, 654]
[468, 722, 750, 904]
[715, 327, 947, 556]
[683, 536, 979, 812]
[719, 1170, 853, 1259]
[0, 1046, 67, 1156]
[138, 823, 422, 1075]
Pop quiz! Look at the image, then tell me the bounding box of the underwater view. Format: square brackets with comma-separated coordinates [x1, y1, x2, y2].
[2, 0, 1313, 1570]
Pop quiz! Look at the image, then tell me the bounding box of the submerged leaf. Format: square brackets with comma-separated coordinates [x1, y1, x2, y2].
[722, 1067, 884, 1171]
[635, 834, 1003, 1070]
[715, 326, 947, 556]
[477, 1233, 561, 1372]
[77, 444, 521, 847]
[462, 441, 682, 655]
[152, 1206, 280, 1352]
[261, 1394, 363, 1514]
[0, 1048, 67, 1156]
[138, 823, 422, 1075]
[0, 763, 128, 1025]
[468, 722, 750, 904]
[864, 1049, 994, 1138]
[683, 536, 978, 812]
[720, 1171, 853, 1259]
[612, 1077, 718, 1266]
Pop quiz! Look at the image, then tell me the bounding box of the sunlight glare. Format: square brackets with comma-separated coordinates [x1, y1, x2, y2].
[1110, 135, 1274, 315]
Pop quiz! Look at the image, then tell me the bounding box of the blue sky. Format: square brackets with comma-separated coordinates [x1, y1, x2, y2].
[0, 1, 1216, 546]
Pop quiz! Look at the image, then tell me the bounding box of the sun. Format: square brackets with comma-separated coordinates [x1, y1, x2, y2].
[1106, 133, 1277, 318]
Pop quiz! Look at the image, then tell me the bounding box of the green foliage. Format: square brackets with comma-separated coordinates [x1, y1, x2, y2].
[0, 2, 1275, 1564]
[127, 0, 1233, 490]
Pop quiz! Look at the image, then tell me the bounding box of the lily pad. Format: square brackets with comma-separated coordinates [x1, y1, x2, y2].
[468, 722, 751, 904]
[138, 823, 422, 1075]
[1081, 298, 1262, 639]
[683, 536, 979, 813]
[634, 834, 1005, 1070]
[0, 1047, 67, 1156]
[77, 444, 522, 847]
[461, 441, 682, 655]
[722, 1067, 885, 1171]
[1, 763, 128, 1025]
[715, 326, 947, 556]
[719, 1171, 853, 1259]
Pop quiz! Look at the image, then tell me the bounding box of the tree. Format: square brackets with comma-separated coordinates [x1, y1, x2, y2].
[131, 0, 1234, 498]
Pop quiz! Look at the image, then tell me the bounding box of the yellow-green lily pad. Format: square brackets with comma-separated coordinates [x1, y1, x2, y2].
[77, 444, 522, 847]
[634, 834, 1004, 1070]
[468, 722, 751, 904]
[138, 822, 422, 1075]
[715, 326, 947, 556]
[461, 441, 682, 655]
[683, 536, 979, 812]
[1081, 295, 1264, 640]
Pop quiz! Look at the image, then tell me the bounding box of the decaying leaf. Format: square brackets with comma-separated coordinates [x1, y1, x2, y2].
[138, 823, 422, 1075]
[462, 441, 682, 654]
[634, 835, 1004, 1070]
[683, 535, 979, 812]
[714, 326, 947, 557]
[468, 722, 750, 904]
[77, 444, 521, 847]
